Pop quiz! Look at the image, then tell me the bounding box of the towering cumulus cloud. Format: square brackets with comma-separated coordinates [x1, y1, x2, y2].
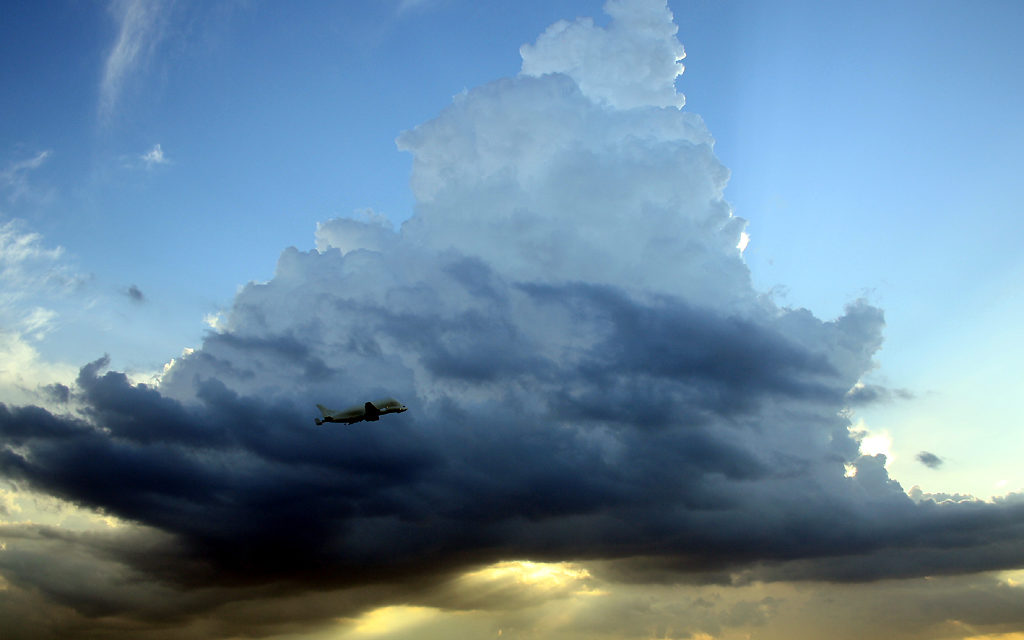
[2, 1, 1023, 637]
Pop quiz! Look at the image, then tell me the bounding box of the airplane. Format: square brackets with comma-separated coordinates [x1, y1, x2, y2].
[315, 398, 408, 425]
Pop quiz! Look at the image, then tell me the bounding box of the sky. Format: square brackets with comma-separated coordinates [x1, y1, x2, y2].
[1, 1, 1023, 638]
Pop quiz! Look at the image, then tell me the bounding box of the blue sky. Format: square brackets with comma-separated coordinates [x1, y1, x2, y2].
[3, 1, 1024, 638]
[671, 0, 1024, 500]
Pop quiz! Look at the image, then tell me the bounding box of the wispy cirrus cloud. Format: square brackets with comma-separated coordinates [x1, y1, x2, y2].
[0, 150, 51, 180]
[99, 0, 169, 122]
[0, 221, 84, 403]
[0, 220, 72, 303]
[0, 151, 53, 204]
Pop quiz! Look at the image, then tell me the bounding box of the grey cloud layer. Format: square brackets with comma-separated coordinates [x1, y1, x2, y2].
[3, 242, 1022, 605]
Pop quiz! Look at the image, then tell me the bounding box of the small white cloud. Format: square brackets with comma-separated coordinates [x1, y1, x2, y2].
[140, 144, 169, 168]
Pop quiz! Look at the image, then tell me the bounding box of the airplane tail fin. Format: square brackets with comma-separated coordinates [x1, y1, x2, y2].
[316, 404, 332, 418]
[364, 401, 382, 421]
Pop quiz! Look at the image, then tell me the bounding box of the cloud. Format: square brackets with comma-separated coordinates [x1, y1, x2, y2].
[0, 219, 87, 329]
[124, 284, 146, 302]
[0, 220, 85, 403]
[0, 220, 63, 282]
[845, 381, 914, 405]
[139, 144, 169, 168]
[0, 150, 51, 184]
[917, 451, 944, 469]
[0, 151, 52, 204]
[2, 150, 50, 174]
[40, 383, 71, 404]
[17, 307, 57, 341]
[909, 485, 978, 504]
[0, 332, 78, 406]
[99, 0, 169, 121]
[520, 0, 687, 109]
[315, 209, 396, 255]
[3, 0, 1024, 637]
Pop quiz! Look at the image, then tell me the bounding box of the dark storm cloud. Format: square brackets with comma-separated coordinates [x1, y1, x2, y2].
[40, 382, 70, 403]
[519, 282, 843, 421]
[2, 358, 441, 583]
[916, 451, 943, 468]
[196, 331, 335, 382]
[3, 276, 1023, 609]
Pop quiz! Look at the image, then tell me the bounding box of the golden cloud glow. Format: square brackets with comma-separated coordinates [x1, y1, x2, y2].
[464, 560, 588, 586]
[0, 487, 126, 530]
[346, 605, 441, 636]
[1000, 570, 1024, 587]
[460, 560, 604, 597]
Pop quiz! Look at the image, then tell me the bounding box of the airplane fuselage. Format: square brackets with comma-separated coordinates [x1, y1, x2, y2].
[315, 398, 408, 426]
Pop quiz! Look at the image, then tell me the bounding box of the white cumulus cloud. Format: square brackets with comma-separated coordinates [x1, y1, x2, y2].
[520, 0, 687, 109]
